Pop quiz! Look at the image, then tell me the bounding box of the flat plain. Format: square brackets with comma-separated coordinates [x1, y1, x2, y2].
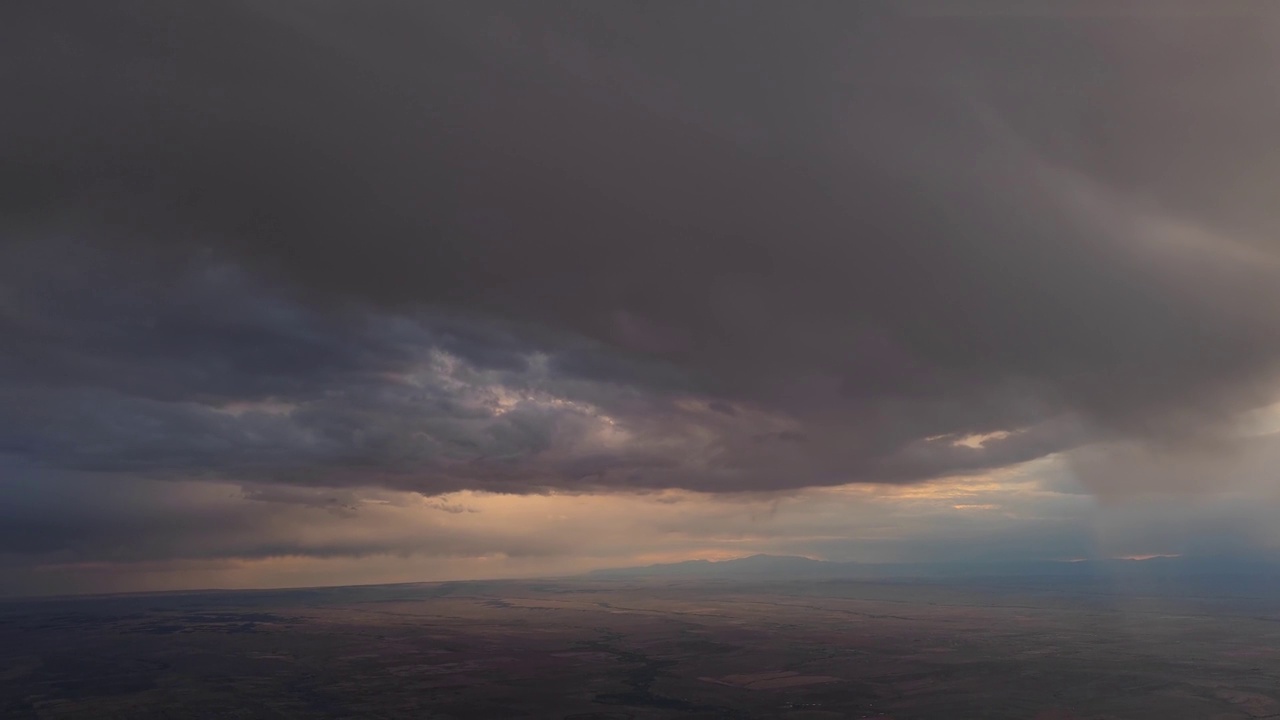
[4, 574, 1280, 719]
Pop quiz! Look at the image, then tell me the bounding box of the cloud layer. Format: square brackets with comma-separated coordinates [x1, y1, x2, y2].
[4, 2, 1280, 591]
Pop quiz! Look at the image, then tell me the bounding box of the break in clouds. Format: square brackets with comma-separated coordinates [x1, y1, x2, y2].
[4, 1, 1280, 591]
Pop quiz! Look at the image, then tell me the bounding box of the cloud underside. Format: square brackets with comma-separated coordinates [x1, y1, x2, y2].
[4, 2, 1280, 584]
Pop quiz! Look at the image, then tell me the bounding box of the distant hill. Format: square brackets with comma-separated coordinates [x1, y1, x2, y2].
[586, 553, 1280, 583]
[588, 554, 840, 579]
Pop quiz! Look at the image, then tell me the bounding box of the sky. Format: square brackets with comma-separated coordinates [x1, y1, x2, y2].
[4, 1, 1280, 596]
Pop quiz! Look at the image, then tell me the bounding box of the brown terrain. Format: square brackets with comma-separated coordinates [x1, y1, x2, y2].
[3, 575, 1280, 719]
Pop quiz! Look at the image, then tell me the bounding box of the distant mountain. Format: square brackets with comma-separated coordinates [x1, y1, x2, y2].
[586, 553, 1280, 582]
[588, 554, 839, 579]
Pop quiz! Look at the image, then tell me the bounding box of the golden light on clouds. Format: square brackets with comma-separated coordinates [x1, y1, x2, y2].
[951, 430, 1015, 449]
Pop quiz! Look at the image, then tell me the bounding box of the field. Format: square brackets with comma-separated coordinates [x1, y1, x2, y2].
[4, 575, 1280, 719]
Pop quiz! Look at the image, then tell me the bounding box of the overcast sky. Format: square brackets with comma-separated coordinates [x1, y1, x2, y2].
[4, 1, 1280, 596]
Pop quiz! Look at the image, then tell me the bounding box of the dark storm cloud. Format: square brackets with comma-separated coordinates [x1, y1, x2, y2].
[4, 0, 1280, 503]
[0, 249, 617, 491]
[0, 248, 1076, 494]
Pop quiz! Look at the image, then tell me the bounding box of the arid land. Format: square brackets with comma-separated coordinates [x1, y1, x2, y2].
[4, 574, 1280, 719]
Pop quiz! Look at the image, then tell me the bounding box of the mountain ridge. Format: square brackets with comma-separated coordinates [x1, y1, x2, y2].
[586, 553, 1277, 580]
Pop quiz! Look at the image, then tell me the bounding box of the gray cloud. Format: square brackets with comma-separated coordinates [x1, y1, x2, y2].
[4, 1, 1280, 585]
[12, 2, 1277, 430]
[0, 240, 1075, 494]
